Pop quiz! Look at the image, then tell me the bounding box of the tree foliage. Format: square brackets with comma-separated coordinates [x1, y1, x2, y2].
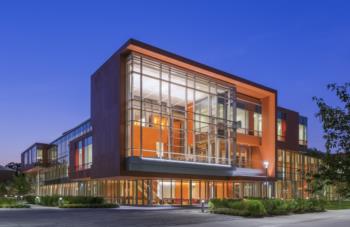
[0, 174, 31, 196]
[313, 83, 350, 198]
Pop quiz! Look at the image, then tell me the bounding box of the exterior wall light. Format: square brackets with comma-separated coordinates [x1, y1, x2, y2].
[58, 197, 63, 207]
[35, 196, 40, 204]
[201, 200, 205, 213]
[263, 160, 269, 199]
[263, 161, 269, 169]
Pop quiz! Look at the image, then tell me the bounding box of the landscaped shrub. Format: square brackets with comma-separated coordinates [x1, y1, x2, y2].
[208, 199, 225, 209]
[0, 198, 17, 206]
[243, 200, 267, 217]
[262, 199, 290, 215]
[209, 199, 266, 217]
[24, 195, 36, 204]
[0, 198, 30, 208]
[325, 200, 350, 210]
[281, 199, 325, 213]
[35, 196, 109, 207]
[285, 199, 298, 213]
[39, 196, 60, 206]
[0, 203, 30, 208]
[308, 199, 326, 212]
[211, 207, 249, 216]
[62, 196, 104, 205]
[209, 198, 325, 217]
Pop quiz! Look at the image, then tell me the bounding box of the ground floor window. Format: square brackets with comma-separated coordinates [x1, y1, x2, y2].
[39, 177, 341, 204]
[38, 178, 275, 205]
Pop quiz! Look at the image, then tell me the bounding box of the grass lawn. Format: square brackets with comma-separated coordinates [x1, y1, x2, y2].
[326, 201, 350, 210]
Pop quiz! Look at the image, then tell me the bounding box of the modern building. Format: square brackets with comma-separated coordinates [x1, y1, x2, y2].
[21, 39, 323, 205]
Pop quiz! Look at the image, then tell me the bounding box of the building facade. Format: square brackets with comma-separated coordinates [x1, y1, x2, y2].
[21, 39, 323, 205]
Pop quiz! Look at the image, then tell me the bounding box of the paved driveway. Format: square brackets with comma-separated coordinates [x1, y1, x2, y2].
[0, 207, 349, 227]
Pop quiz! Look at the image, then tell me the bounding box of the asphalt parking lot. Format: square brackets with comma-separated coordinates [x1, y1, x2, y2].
[1, 207, 350, 227]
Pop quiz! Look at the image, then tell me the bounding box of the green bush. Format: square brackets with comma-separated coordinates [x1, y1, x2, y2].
[308, 199, 326, 212]
[35, 196, 105, 206]
[24, 195, 36, 204]
[243, 200, 267, 217]
[211, 207, 249, 216]
[39, 196, 60, 206]
[209, 199, 266, 217]
[0, 198, 30, 208]
[0, 203, 30, 208]
[63, 196, 104, 205]
[59, 203, 119, 208]
[0, 198, 17, 206]
[262, 199, 290, 215]
[290, 199, 325, 213]
[325, 200, 350, 210]
[208, 199, 225, 209]
[209, 198, 325, 217]
[285, 199, 298, 213]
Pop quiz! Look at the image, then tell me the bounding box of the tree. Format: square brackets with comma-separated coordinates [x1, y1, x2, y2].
[11, 174, 32, 195]
[313, 83, 350, 199]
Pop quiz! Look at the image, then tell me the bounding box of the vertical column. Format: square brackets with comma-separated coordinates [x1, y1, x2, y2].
[193, 78, 196, 162]
[185, 74, 188, 161]
[180, 180, 183, 206]
[159, 64, 162, 159]
[189, 179, 192, 205]
[129, 56, 134, 157]
[231, 86, 237, 167]
[168, 68, 172, 160]
[208, 84, 212, 164]
[140, 57, 143, 158]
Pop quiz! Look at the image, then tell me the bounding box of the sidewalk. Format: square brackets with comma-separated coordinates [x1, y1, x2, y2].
[29, 204, 60, 210]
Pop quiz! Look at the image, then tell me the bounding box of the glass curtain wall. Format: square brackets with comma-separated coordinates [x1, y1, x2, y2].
[299, 116, 307, 145]
[23, 146, 44, 166]
[126, 54, 236, 165]
[236, 99, 262, 136]
[277, 111, 287, 141]
[276, 149, 321, 199]
[43, 121, 92, 182]
[39, 178, 265, 205]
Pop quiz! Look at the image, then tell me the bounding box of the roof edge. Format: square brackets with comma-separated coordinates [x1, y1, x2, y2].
[126, 38, 277, 94]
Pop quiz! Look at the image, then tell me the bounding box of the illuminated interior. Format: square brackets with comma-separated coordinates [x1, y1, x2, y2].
[126, 54, 236, 165]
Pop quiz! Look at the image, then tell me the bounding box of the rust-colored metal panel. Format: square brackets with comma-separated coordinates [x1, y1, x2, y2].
[277, 107, 300, 151]
[91, 51, 126, 178]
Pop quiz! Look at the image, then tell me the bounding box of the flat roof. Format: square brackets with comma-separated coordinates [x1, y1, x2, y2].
[122, 39, 277, 94]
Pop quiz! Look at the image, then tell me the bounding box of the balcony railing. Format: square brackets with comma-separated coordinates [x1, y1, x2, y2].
[131, 149, 230, 165]
[237, 128, 262, 137]
[299, 140, 308, 146]
[75, 162, 92, 171]
[277, 135, 286, 142]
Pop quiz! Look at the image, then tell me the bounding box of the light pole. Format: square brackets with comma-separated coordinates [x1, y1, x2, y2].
[263, 161, 269, 199]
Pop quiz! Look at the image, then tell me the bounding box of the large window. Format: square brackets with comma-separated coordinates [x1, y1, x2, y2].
[44, 121, 92, 181]
[126, 54, 236, 165]
[236, 99, 262, 136]
[253, 112, 262, 137]
[236, 108, 249, 134]
[75, 136, 93, 171]
[299, 116, 307, 146]
[277, 112, 287, 141]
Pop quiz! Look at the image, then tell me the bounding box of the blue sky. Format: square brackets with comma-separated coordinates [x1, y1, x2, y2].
[1, 0, 349, 164]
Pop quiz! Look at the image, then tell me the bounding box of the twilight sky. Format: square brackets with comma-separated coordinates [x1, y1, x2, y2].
[1, 0, 349, 165]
